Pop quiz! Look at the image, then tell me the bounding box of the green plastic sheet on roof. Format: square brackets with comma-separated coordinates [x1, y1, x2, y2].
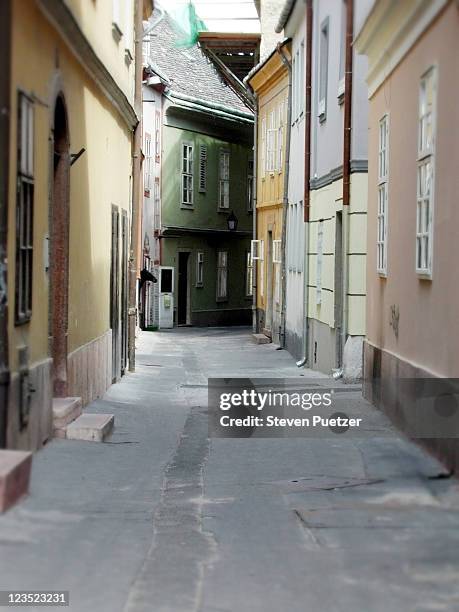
[166, 1, 207, 48]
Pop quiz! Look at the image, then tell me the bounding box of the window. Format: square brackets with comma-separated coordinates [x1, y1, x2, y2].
[196, 251, 204, 287]
[144, 132, 152, 196]
[247, 157, 254, 212]
[250, 239, 264, 261]
[112, 0, 123, 38]
[199, 145, 207, 193]
[272, 239, 282, 264]
[416, 68, 436, 276]
[299, 40, 305, 117]
[245, 251, 253, 297]
[143, 34, 151, 66]
[318, 19, 329, 121]
[216, 251, 228, 299]
[291, 44, 304, 123]
[377, 115, 389, 273]
[287, 203, 304, 273]
[181, 143, 193, 206]
[261, 117, 266, 176]
[16, 92, 34, 324]
[154, 180, 160, 230]
[124, 0, 134, 57]
[316, 220, 324, 305]
[266, 110, 277, 173]
[277, 102, 284, 172]
[292, 55, 296, 123]
[155, 111, 161, 162]
[219, 149, 230, 209]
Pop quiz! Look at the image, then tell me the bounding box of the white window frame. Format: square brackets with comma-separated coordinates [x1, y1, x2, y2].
[272, 239, 282, 264]
[154, 180, 160, 230]
[144, 132, 152, 195]
[318, 18, 329, 122]
[277, 102, 284, 173]
[181, 142, 194, 207]
[155, 111, 161, 161]
[377, 114, 389, 274]
[196, 251, 204, 287]
[245, 251, 253, 297]
[218, 149, 230, 209]
[416, 67, 436, 277]
[251, 239, 264, 261]
[266, 110, 277, 173]
[112, 0, 123, 37]
[216, 250, 228, 300]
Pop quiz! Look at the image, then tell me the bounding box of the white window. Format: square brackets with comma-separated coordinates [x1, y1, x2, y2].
[199, 145, 207, 193]
[112, 0, 123, 36]
[247, 157, 254, 212]
[219, 150, 230, 209]
[261, 117, 266, 176]
[266, 110, 277, 173]
[196, 251, 204, 287]
[155, 111, 161, 160]
[416, 68, 436, 276]
[154, 180, 160, 229]
[318, 19, 329, 121]
[299, 41, 305, 117]
[124, 0, 134, 56]
[287, 203, 304, 273]
[377, 115, 389, 273]
[143, 33, 151, 66]
[245, 251, 253, 297]
[144, 132, 152, 195]
[277, 102, 284, 172]
[216, 251, 228, 299]
[316, 220, 324, 305]
[338, 0, 346, 99]
[181, 143, 193, 206]
[272, 239, 282, 264]
[250, 239, 264, 261]
[291, 55, 296, 123]
[16, 92, 34, 323]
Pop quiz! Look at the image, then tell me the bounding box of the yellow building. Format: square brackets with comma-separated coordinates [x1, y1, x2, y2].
[247, 41, 290, 344]
[2, 0, 152, 450]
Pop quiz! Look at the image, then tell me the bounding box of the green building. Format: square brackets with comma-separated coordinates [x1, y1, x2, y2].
[151, 15, 254, 326]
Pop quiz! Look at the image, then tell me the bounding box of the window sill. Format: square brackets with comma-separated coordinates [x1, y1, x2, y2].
[318, 112, 327, 124]
[196, 283, 203, 289]
[180, 204, 194, 210]
[112, 22, 123, 43]
[377, 270, 387, 278]
[416, 270, 433, 281]
[125, 49, 133, 67]
[217, 208, 230, 214]
[216, 297, 228, 303]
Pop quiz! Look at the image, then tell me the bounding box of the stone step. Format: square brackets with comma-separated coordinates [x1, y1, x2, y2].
[0, 450, 33, 513]
[53, 397, 83, 438]
[252, 333, 271, 345]
[66, 413, 114, 442]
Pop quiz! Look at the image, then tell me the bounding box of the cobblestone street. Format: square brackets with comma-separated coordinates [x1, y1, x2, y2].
[1, 328, 459, 611]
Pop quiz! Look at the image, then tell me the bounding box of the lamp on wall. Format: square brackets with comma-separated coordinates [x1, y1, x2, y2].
[227, 210, 238, 232]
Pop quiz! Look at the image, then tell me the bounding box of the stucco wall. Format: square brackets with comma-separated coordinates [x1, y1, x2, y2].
[365, 2, 459, 377]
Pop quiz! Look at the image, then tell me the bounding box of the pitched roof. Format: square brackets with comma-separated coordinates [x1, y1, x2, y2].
[147, 10, 252, 115]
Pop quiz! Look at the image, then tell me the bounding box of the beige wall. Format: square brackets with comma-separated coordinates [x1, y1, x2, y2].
[366, 3, 459, 377]
[8, 0, 132, 373]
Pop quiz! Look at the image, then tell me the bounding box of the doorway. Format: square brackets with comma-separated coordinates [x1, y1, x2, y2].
[50, 95, 70, 397]
[177, 252, 190, 325]
[334, 211, 344, 368]
[265, 231, 274, 334]
[110, 207, 120, 382]
[120, 210, 128, 375]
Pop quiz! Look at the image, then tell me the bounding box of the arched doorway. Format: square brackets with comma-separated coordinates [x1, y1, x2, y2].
[50, 95, 70, 397]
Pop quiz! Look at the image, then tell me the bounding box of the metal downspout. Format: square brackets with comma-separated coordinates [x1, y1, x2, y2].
[278, 44, 292, 349]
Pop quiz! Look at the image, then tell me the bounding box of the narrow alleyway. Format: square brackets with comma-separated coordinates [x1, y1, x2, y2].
[1, 328, 459, 612]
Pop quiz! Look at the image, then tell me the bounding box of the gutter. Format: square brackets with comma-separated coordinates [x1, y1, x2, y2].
[0, 0, 10, 446]
[277, 43, 292, 349]
[166, 90, 253, 121]
[275, 0, 297, 33]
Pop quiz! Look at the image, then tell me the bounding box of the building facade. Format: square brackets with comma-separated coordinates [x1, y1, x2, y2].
[3, 0, 152, 450]
[247, 42, 290, 344]
[356, 0, 459, 468]
[149, 14, 254, 328]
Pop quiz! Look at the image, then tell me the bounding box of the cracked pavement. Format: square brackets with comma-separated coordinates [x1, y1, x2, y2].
[1, 327, 459, 611]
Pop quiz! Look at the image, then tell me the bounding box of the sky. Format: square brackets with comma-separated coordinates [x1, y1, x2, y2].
[161, 0, 260, 33]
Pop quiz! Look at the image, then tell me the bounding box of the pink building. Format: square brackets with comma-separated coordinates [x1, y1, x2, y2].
[356, 0, 459, 469]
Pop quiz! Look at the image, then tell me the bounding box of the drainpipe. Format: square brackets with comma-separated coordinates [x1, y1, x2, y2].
[277, 43, 292, 349]
[339, 0, 354, 371]
[252, 95, 258, 333]
[128, 0, 144, 372]
[297, 0, 313, 367]
[0, 0, 11, 445]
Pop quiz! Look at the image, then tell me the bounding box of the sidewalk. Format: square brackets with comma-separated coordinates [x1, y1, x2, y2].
[1, 328, 459, 611]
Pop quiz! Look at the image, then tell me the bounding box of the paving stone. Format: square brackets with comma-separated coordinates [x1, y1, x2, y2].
[252, 333, 271, 345]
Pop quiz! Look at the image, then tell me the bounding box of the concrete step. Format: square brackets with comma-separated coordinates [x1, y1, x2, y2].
[53, 397, 83, 438]
[0, 450, 32, 513]
[252, 333, 271, 345]
[66, 413, 114, 442]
